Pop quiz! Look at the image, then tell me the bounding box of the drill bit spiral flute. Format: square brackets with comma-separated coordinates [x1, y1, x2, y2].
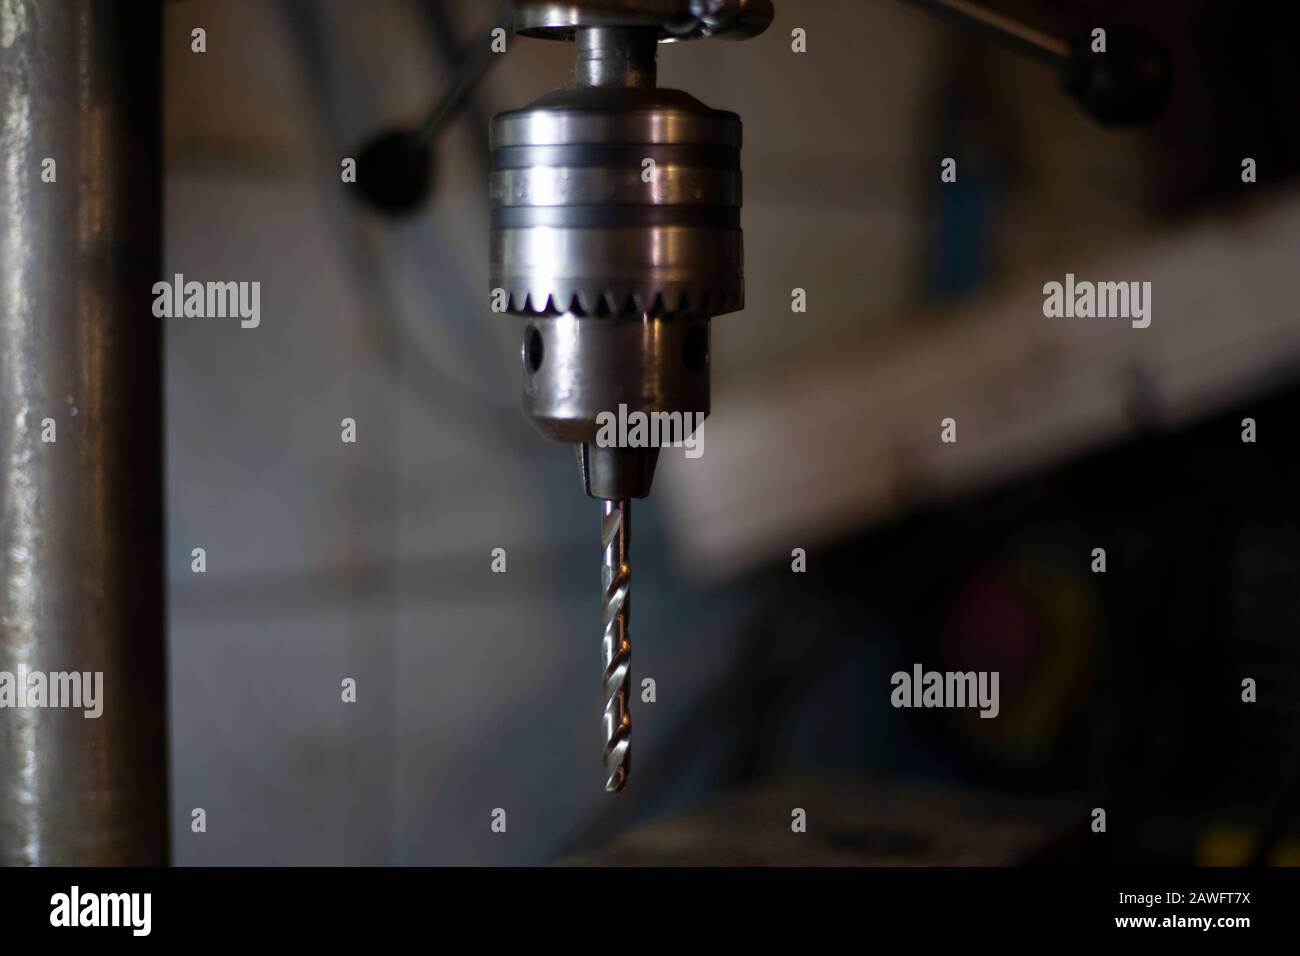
[489, 0, 773, 791]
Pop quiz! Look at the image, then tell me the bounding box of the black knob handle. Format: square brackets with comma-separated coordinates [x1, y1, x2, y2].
[1061, 27, 1173, 127]
[354, 129, 434, 217]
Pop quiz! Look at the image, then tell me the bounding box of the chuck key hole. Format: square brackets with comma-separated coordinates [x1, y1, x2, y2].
[524, 325, 545, 374]
[682, 324, 708, 374]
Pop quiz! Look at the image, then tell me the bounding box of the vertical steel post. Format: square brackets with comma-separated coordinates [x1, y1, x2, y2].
[0, 0, 167, 864]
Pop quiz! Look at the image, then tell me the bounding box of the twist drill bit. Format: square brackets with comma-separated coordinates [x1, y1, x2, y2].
[601, 499, 632, 792]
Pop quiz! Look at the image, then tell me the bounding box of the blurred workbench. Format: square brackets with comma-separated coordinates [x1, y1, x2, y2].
[562, 777, 1079, 866]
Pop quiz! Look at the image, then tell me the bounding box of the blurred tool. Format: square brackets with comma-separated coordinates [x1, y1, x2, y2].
[897, 0, 1172, 125]
[355, 4, 512, 214]
[489, 0, 773, 791]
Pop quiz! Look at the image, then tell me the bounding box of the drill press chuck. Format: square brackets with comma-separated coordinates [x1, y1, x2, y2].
[489, 0, 772, 791]
[490, 29, 747, 503]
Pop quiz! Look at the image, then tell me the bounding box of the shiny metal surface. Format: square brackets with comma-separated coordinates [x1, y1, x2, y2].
[522, 314, 709, 445]
[513, 0, 774, 42]
[0, 0, 167, 864]
[577, 444, 660, 501]
[492, 226, 743, 316]
[687, 0, 775, 40]
[490, 23, 747, 320]
[577, 26, 658, 88]
[491, 165, 741, 207]
[516, 0, 686, 38]
[600, 499, 631, 792]
[492, 88, 742, 148]
[490, 83, 743, 316]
